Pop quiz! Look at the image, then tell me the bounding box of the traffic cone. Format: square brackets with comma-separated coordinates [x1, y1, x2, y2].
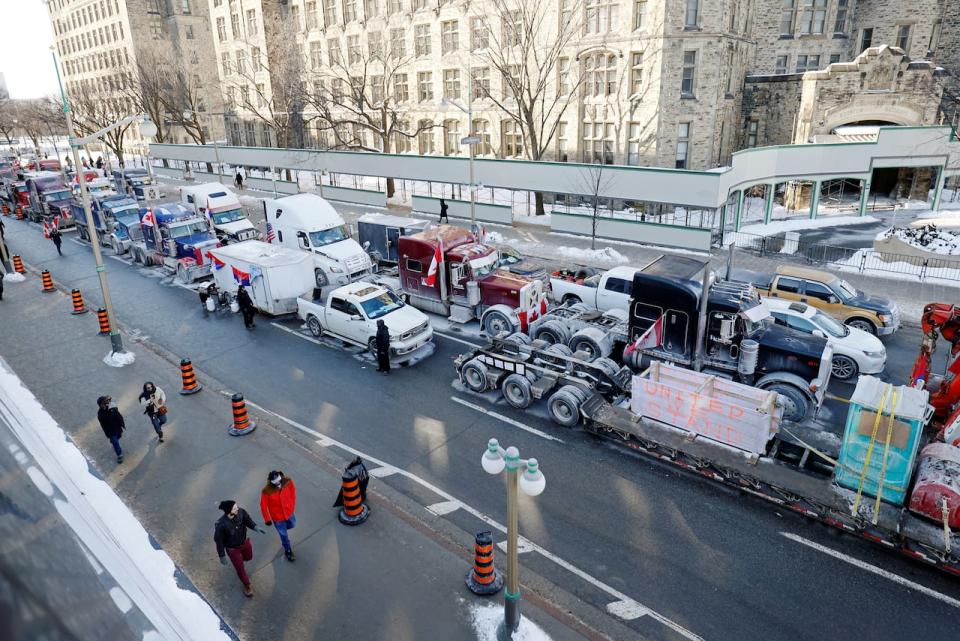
[12, 255, 25, 274]
[2, 203, 9, 216]
[466, 531, 503, 595]
[40, 270, 55, 293]
[15, 206, 23, 220]
[228, 393, 256, 436]
[96, 307, 111, 335]
[337, 472, 370, 526]
[70, 288, 88, 314]
[179, 358, 202, 395]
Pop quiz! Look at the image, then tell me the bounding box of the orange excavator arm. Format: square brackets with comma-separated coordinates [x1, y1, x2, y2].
[911, 303, 960, 424]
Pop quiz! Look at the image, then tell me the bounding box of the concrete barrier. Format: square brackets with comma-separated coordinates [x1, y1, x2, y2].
[322, 185, 387, 207]
[411, 195, 513, 225]
[550, 211, 712, 252]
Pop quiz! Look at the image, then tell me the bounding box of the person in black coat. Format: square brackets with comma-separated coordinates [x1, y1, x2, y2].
[438, 198, 449, 223]
[96, 395, 125, 463]
[214, 500, 264, 597]
[236, 285, 256, 329]
[50, 227, 62, 256]
[375, 319, 391, 374]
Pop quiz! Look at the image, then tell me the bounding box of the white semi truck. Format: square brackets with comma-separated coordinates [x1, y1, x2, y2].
[180, 182, 259, 244]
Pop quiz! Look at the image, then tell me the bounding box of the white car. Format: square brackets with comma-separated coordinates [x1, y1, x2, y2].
[765, 299, 886, 382]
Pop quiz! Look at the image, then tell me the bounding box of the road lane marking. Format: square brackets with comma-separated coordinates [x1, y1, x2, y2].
[69, 238, 86, 247]
[425, 500, 462, 516]
[369, 465, 400, 478]
[238, 395, 699, 637]
[497, 537, 535, 554]
[781, 532, 960, 609]
[270, 322, 325, 346]
[450, 396, 564, 444]
[606, 599, 652, 621]
[434, 331, 482, 348]
[108, 255, 131, 264]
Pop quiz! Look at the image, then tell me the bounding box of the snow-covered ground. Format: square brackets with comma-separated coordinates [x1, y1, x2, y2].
[485, 230, 630, 265]
[725, 215, 879, 245]
[878, 225, 960, 255]
[835, 249, 960, 287]
[467, 602, 553, 641]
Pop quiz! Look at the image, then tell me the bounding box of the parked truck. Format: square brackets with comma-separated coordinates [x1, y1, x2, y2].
[112, 168, 160, 201]
[180, 182, 258, 244]
[297, 282, 435, 365]
[26, 172, 74, 227]
[72, 194, 141, 254]
[264, 194, 373, 289]
[129, 202, 219, 283]
[208, 241, 315, 315]
[356, 213, 432, 266]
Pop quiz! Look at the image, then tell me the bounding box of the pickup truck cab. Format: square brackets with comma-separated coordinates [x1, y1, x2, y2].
[180, 182, 258, 243]
[297, 282, 434, 365]
[550, 265, 641, 311]
[747, 265, 900, 336]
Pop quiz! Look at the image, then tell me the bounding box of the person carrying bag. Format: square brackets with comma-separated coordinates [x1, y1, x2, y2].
[139, 381, 168, 443]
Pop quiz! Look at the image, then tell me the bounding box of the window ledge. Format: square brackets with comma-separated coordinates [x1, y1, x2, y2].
[832, 33, 848, 39]
[778, 34, 794, 40]
[724, 92, 735, 99]
[682, 25, 702, 32]
[680, 94, 697, 100]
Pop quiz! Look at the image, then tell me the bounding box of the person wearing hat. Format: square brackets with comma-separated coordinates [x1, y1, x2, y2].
[259, 471, 298, 561]
[96, 395, 125, 463]
[214, 500, 265, 597]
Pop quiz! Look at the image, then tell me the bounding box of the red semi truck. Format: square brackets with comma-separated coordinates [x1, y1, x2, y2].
[375, 225, 547, 335]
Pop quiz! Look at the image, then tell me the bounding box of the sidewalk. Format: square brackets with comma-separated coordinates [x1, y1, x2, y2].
[0, 274, 591, 641]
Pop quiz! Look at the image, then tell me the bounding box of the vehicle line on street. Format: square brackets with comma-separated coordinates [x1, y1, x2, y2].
[234, 392, 702, 640]
[450, 396, 565, 443]
[780, 532, 960, 608]
[269, 322, 325, 346]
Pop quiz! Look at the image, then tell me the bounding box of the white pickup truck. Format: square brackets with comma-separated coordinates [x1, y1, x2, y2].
[296, 282, 435, 365]
[549, 265, 642, 312]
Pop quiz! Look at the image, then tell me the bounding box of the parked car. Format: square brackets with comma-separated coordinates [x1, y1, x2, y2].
[765, 299, 886, 381]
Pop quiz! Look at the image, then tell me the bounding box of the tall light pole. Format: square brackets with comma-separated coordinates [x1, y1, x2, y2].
[481, 438, 546, 640]
[441, 64, 478, 232]
[183, 110, 224, 183]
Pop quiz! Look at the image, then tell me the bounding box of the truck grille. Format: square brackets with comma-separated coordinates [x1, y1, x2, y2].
[400, 322, 429, 341]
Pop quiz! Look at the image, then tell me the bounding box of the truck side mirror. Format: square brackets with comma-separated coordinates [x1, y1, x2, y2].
[812, 329, 825, 338]
[828, 296, 839, 304]
[297, 231, 308, 249]
[350, 314, 363, 321]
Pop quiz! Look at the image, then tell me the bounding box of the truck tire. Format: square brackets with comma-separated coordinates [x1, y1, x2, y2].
[77, 225, 87, 241]
[592, 357, 621, 379]
[306, 315, 323, 337]
[461, 359, 490, 393]
[568, 327, 609, 361]
[176, 263, 192, 284]
[483, 310, 514, 337]
[502, 332, 531, 349]
[846, 317, 877, 335]
[831, 355, 859, 381]
[502, 373, 534, 409]
[111, 238, 122, 255]
[561, 294, 583, 306]
[544, 343, 574, 358]
[315, 269, 327, 288]
[533, 320, 570, 345]
[547, 385, 586, 427]
[762, 383, 810, 423]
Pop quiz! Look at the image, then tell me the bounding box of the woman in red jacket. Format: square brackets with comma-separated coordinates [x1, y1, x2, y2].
[260, 470, 297, 561]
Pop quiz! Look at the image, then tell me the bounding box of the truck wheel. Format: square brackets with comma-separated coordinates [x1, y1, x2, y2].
[562, 295, 583, 306]
[502, 373, 534, 409]
[502, 332, 531, 349]
[763, 383, 810, 423]
[77, 226, 87, 241]
[461, 359, 490, 393]
[566, 302, 591, 314]
[831, 355, 859, 381]
[314, 269, 327, 288]
[483, 310, 514, 337]
[592, 357, 621, 379]
[548, 386, 584, 427]
[111, 238, 122, 255]
[568, 328, 607, 361]
[544, 344, 574, 358]
[846, 318, 877, 335]
[176, 263, 191, 284]
[307, 315, 323, 337]
[533, 320, 569, 345]
[367, 338, 378, 356]
[131, 247, 141, 264]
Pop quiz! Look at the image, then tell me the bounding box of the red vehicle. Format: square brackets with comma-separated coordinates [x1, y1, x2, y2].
[390, 225, 546, 335]
[12, 181, 30, 208]
[26, 158, 61, 172]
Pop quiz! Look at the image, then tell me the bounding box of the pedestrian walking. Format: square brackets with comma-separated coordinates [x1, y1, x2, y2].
[438, 198, 449, 223]
[0, 273, 4, 301]
[234, 168, 244, 191]
[96, 395, 125, 463]
[138, 381, 167, 442]
[236, 285, 256, 329]
[95, 156, 103, 170]
[259, 471, 297, 562]
[50, 226, 62, 256]
[215, 500, 265, 597]
[375, 319, 391, 374]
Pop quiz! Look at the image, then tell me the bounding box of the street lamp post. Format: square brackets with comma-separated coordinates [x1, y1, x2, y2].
[441, 65, 478, 232]
[481, 438, 546, 640]
[183, 110, 223, 183]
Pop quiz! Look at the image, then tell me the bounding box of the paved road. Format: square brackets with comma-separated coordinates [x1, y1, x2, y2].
[4, 216, 960, 641]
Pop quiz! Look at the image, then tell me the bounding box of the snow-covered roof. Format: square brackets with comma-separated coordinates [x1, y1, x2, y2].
[358, 212, 431, 229]
[210, 240, 311, 267]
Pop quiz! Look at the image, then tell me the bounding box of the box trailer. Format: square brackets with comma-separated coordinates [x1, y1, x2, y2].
[208, 241, 315, 316]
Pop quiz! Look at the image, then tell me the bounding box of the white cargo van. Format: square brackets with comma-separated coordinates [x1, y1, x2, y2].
[264, 194, 373, 289]
[208, 241, 315, 315]
[180, 182, 258, 244]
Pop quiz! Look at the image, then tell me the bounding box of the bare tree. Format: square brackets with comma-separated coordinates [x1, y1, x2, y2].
[577, 161, 614, 250]
[474, 0, 584, 215]
[160, 67, 219, 172]
[126, 50, 170, 145]
[71, 91, 136, 167]
[0, 100, 16, 144]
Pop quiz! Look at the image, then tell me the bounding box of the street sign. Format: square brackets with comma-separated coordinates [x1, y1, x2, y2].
[461, 136, 481, 145]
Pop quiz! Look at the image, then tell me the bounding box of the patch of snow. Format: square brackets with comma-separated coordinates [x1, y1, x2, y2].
[102, 350, 136, 367]
[879, 224, 960, 255]
[3, 272, 26, 282]
[484, 230, 506, 243]
[834, 250, 960, 288]
[554, 245, 629, 264]
[467, 602, 553, 641]
[239, 195, 262, 206]
[726, 215, 878, 245]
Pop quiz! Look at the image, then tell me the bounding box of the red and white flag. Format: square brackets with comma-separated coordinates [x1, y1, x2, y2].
[624, 314, 665, 357]
[140, 209, 155, 227]
[422, 240, 443, 287]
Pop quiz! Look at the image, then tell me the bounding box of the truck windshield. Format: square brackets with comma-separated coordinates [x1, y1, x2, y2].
[211, 208, 247, 224]
[308, 225, 349, 247]
[469, 253, 499, 278]
[360, 290, 404, 319]
[169, 221, 210, 238]
[836, 280, 860, 303]
[45, 189, 72, 201]
[813, 310, 849, 338]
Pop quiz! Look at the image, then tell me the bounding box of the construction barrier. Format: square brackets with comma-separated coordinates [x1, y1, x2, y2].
[466, 530, 503, 595]
[70, 288, 88, 315]
[12, 255, 25, 274]
[228, 392, 256, 436]
[14, 207, 23, 220]
[96, 307, 110, 335]
[40, 270, 55, 293]
[337, 471, 370, 526]
[1, 203, 9, 216]
[179, 358, 202, 395]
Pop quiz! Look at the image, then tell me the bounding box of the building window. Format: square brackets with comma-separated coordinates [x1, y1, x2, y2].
[582, 121, 614, 164]
[557, 121, 569, 161]
[246, 9, 257, 35]
[322, 0, 335, 27]
[394, 73, 409, 101]
[502, 120, 523, 158]
[310, 41, 322, 68]
[681, 50, 696, 97]
[471, 17, 488, 50]
[231, 12, 240, 37]
[502, 10, 523, 45]
[502, 64, 521, 99]
[256, 83, 265, 107]
[558, 57, 570, 95]
[250, 47, 261, 71]
[388, 0, 403, 14]
[344, 0, 357, 23]
[186, 24, 194, 39]
[676, 122, 690, 168]
[896, 24, 911, 51]
[860, 27, 873, 52]
[584, 52, 617, 98]
[630, 52, 643, 95]
[236, 49, 247, 75]
[443, 69, 460, 99]
[394, 122, 411, 153]
[369, 75, 383, 103]
[348, 35, 361, 64]
[390, 29, 406, 58]
[441, 20, 458, 54]
[414, 24, 431, 57]
[245, 121, 256, 145]
[216, 17, 226, 41]
[633, 0, 647, 30]
[443, 119, 460, 155]
[780, 0, 795, 36]
[150, 16, 163, 39]
[833, 0, 847, 34]
[746, 121, 758, 148]
[221, 51, 231, 74]
[417, 71, 433, 102]
[365, 0, 380, 19]
[412, 0, 427, 9]
[799, 0, 827, 35]
[684, 0, 699, 28]
[829, 53, 840, 64]
[584, 0, 618, 35]
[471, 119, 492, 155]
[473, 67, 490, 99]
[418, 120, 434, 154]
[328, 38, 341, 65]
[368, 32, 383, 58]
[929, 21, 942, 56]
[774, 55, 788, 74]
[795, 54, 820, 72]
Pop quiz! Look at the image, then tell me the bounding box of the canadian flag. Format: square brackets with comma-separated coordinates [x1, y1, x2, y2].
[624, 314, 665, 357]
[140, 209, 156, 227]
[422, 241, 443, 287]
[42, 221, 50, 239]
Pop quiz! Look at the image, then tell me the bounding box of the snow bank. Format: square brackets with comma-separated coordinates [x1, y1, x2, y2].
[878, 224, 960, 255]
[3, 271, 26, 282]
[728, 215, 878, 244]
[555, 245, 629, 264]
[468, 603, 553, 641]
[835, 249, 960, 287]
[102, 350, 136, 367]
[0, 360, 232, 641]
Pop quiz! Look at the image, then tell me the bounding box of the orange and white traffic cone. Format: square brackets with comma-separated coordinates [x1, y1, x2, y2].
[12, 255, 25, 274]
[70, 288, 88, 314]
[466, 531, 503, 595]
[96, 307, 111, 335]
[179, 358, 202, 395]
[228, 393, 256, 436]
[337, 473, 370, 525]
[40, 270, 55, 293]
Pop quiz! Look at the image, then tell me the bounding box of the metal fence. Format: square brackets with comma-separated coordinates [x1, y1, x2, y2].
[725, 230, 960, 284]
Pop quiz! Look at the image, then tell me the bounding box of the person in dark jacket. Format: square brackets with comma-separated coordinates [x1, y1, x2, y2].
[438, 198, 449, 223]
[375, 319, 391, 374]
[236, 285, 256, 329]
[96, 395, 125, 463]
[214, 500, 264, 597]
[50, 227, 62, 256]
